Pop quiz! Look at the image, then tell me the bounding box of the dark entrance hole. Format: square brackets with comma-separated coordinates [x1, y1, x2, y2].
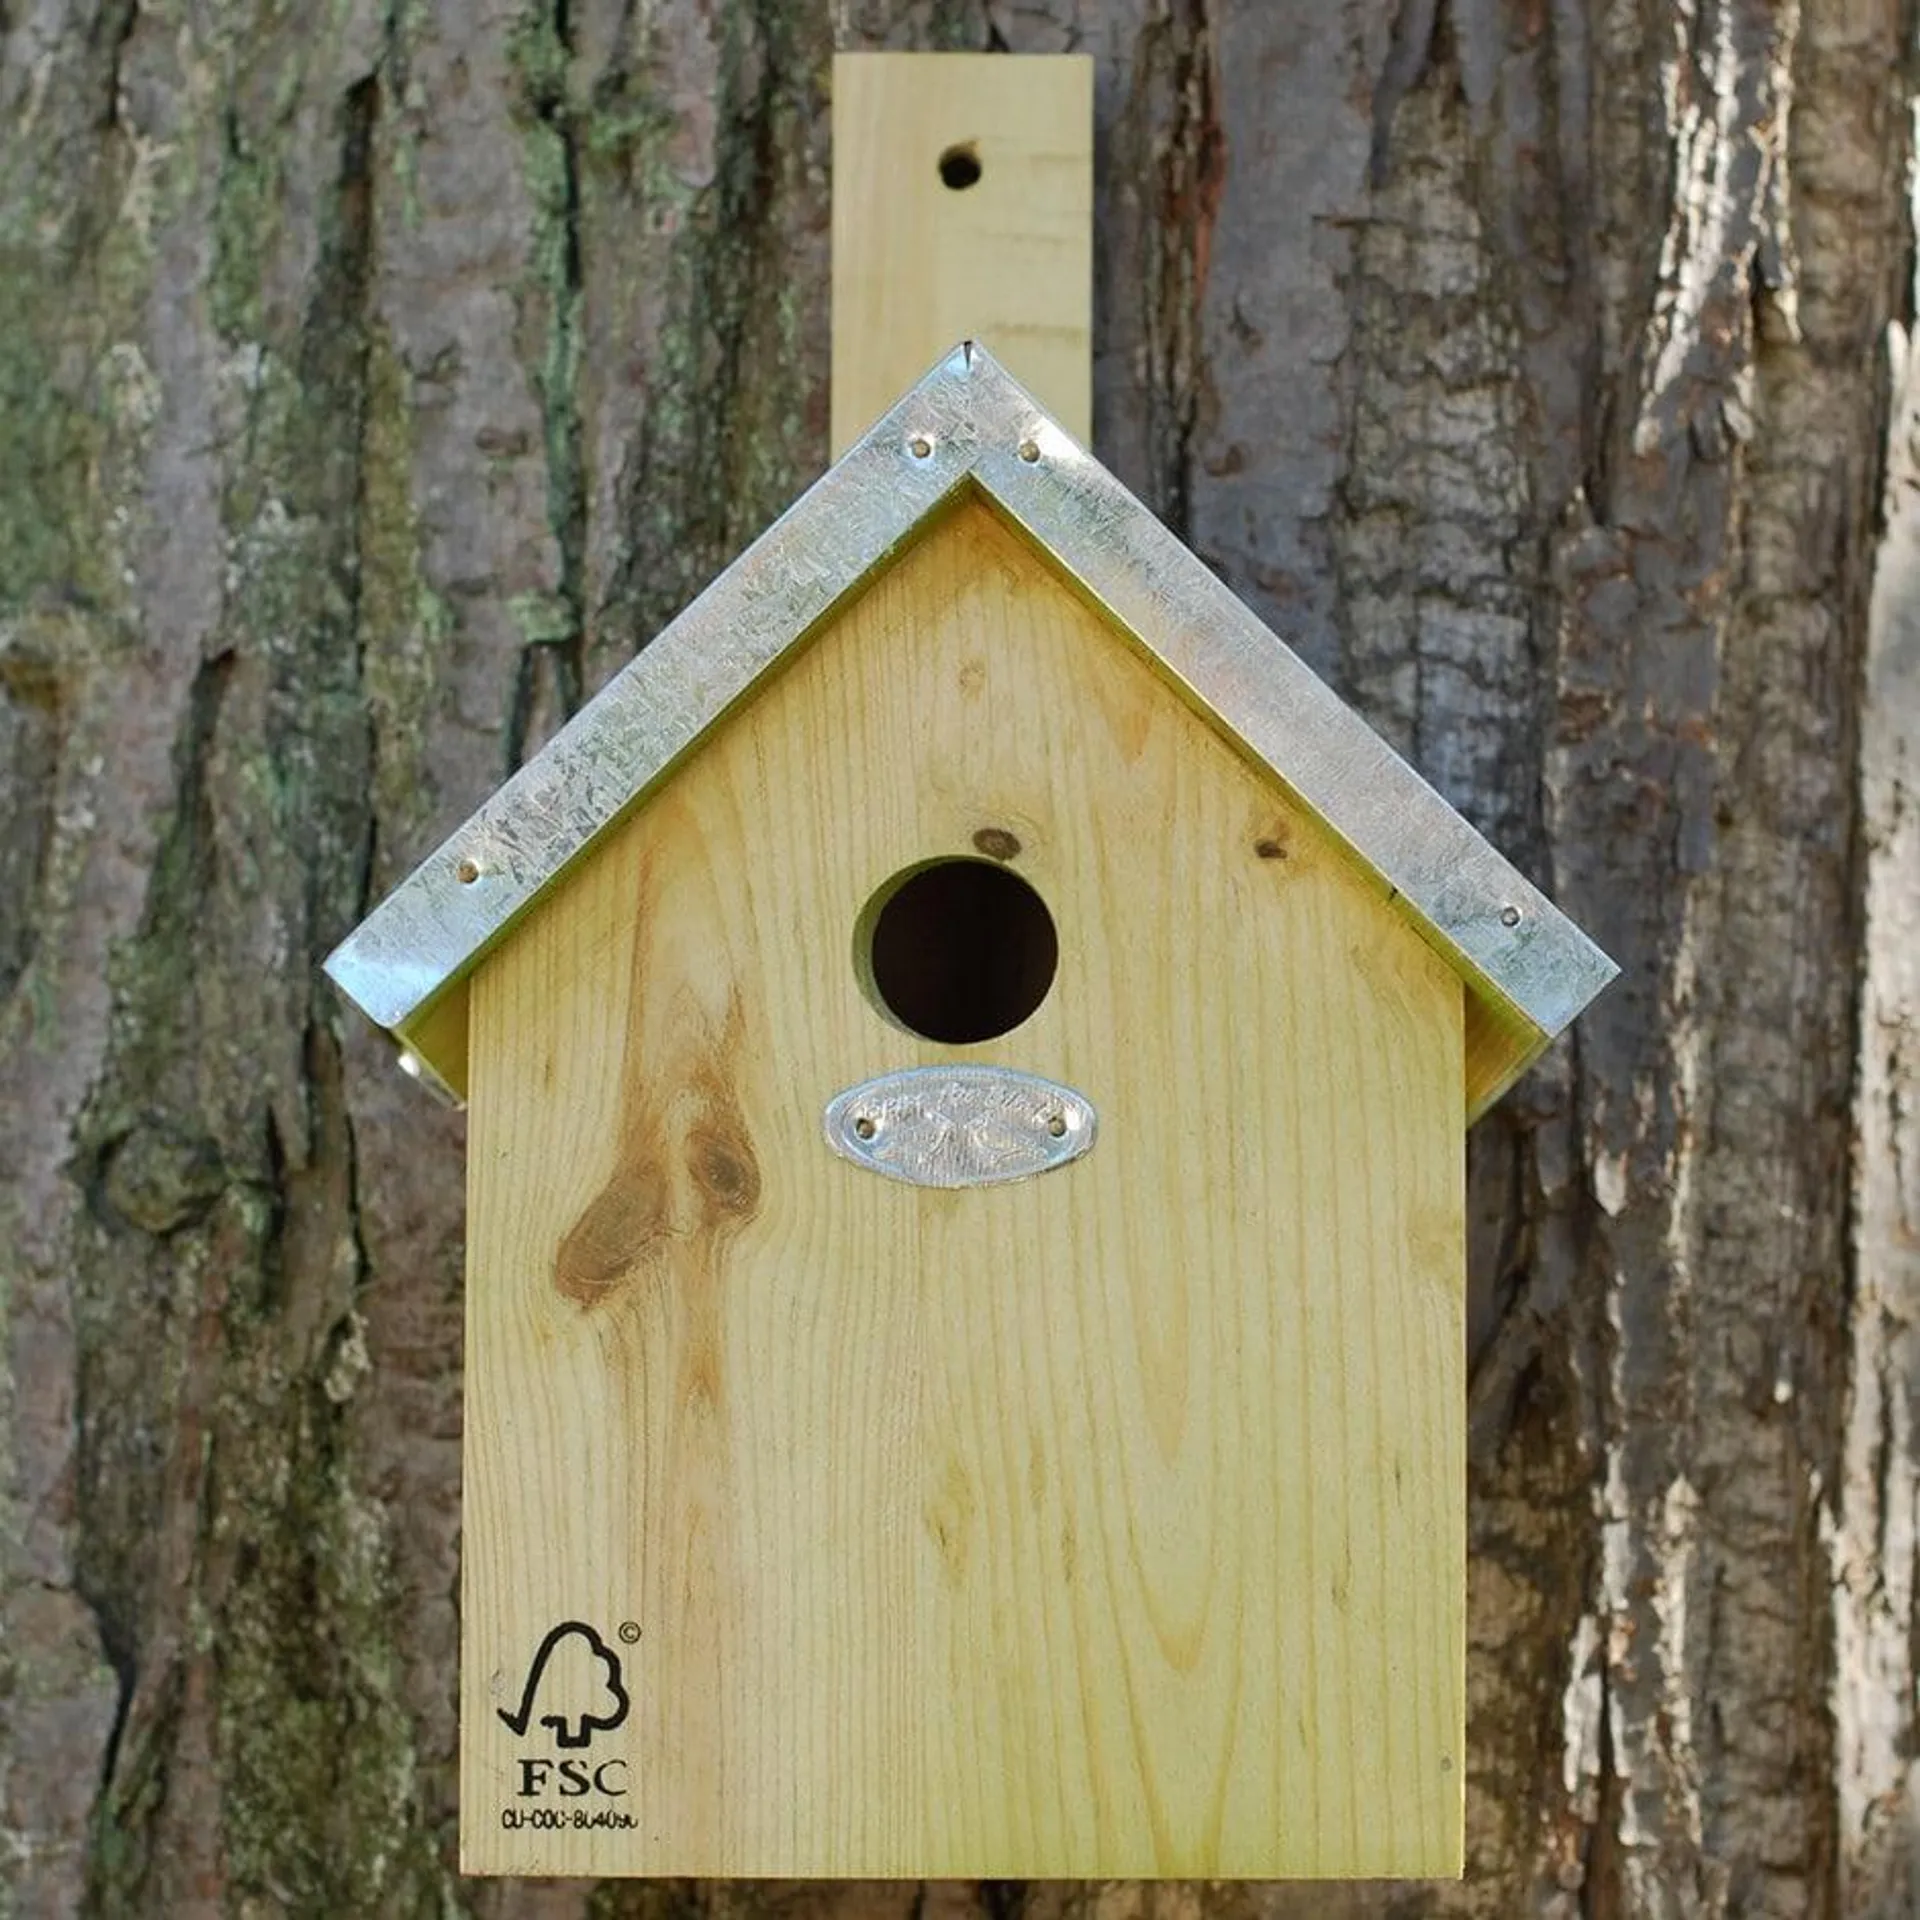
[862, 858, 1057, 1044]
[937, 143, 983, 191]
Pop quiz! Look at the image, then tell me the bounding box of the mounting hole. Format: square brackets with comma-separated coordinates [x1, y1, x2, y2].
[456, 857, 481, 885]
[938, 143, 983, 191]
[860, 858, 1057, 1044]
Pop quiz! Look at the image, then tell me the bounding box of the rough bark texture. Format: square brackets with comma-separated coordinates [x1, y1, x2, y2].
[0, 2, 1914, 1916]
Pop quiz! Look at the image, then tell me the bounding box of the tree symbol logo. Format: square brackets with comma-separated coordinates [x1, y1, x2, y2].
[497, 1621, 631, 1749]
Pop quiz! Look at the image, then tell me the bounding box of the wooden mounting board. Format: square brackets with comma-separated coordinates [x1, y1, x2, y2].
[831, 53, 1092, 454]
[460, 501, 1465, 1877]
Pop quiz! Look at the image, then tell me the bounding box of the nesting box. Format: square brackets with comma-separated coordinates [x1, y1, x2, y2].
[327, 345, 1613, 1881]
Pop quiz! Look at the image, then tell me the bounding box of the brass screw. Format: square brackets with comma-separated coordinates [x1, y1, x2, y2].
[456, 857, 481, 885]
[1017, 439, 1041, 463]
[908, 435, 933, 460]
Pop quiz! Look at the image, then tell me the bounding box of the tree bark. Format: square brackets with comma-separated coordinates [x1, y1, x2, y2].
[0, 3, 1913, 1916]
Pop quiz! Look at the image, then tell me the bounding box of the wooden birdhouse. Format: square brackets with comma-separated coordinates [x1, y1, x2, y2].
[327, 341, 1613, 1881]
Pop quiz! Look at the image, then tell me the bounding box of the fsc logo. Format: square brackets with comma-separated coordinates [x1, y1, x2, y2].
[496, 1620, 637, 1832]
[496, 1620, 630, 1747]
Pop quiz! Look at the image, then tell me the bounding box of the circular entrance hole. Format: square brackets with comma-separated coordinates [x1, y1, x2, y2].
[862, 858, 1057, 1044]
[937, 143, 983, 191]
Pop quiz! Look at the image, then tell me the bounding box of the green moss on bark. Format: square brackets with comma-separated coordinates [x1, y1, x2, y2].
[60, 43, 452, 1916]
[357, 323, 456, 879]
[210, 1370, 440, 1911]
[596, 2, 831, 658]
[505, 0, 588, 751]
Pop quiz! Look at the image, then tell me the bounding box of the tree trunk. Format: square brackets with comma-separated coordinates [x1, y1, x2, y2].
[1, 3, 1913, 1916]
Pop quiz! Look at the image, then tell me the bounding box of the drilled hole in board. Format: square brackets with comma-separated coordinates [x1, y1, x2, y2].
[859, 858, 1057, 1045]
[938, 144, 983, 191]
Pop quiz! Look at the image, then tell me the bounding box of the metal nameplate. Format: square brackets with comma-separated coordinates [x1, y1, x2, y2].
[823, 1067, 1096, 1189]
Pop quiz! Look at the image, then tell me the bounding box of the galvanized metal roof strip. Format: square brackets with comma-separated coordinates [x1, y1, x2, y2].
[325, 343, 1616, 1100]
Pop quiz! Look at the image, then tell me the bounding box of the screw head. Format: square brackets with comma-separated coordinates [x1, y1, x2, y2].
[1499, 904, 1522, 928]
[1017, 438, 1041, 463]
[908, 435, 933, 460]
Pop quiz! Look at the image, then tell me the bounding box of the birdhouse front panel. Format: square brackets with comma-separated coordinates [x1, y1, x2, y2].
[458, 497, 1465, 1878]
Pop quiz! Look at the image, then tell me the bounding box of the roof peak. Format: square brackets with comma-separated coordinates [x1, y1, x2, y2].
[326, 343, 1615, 1111]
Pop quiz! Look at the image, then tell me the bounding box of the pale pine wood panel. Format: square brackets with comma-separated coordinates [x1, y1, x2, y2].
[831, 54, 1092, 454]
[463, 500, 1463, 1877]
[1462, 989, 1545, 1122]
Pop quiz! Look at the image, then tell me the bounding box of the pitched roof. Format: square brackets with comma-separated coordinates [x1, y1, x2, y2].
[325, 343, 1615, 1113]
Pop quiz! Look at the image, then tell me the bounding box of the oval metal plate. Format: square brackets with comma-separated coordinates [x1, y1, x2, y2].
[823, 1067, 1097, 1189]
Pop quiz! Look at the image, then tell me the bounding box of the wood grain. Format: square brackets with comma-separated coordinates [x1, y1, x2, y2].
[462, 500, 1465, 1877]
[831, 53, 1092, 455]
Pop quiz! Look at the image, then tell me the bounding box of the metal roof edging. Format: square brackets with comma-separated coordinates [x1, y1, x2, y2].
[324, 342, 1616, 1096]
